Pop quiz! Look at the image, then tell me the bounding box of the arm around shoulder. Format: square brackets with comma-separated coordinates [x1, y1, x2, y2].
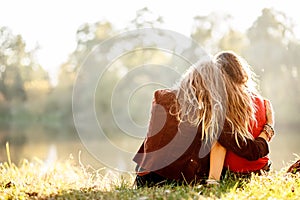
[218, 123, 269, 161]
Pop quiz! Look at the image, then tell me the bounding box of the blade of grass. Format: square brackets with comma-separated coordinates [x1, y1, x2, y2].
[6, 142, 12, 167]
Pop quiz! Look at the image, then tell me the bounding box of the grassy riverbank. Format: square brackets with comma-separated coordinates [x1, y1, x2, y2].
[0, 154, 299, 200]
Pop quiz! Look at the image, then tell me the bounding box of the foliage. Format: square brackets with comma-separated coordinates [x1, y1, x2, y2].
[0, 27, 51, 122]
[0, 27, 50, 101]
[0, 7, 300, 144]
[243, 8, 300, 125]
[61, 7, 300, 130]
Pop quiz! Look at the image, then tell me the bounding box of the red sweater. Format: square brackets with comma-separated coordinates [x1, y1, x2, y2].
[224, 95, 269, 172]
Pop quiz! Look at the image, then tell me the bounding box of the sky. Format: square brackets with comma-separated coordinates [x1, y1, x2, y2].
[0, 0, 299, 84]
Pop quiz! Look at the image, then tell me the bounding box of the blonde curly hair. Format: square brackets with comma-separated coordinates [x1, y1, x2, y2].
[171, 58, 227, 143]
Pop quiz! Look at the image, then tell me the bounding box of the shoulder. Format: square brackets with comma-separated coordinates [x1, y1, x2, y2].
[254, 94, 273, 109]
[153, 89, 177, 105]
[251, 93, 267, 109]
[251, 92, 271, 104]
[263, 98, 272, 106]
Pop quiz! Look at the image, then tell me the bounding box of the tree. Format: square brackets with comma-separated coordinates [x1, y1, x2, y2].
[129, 7, 164, 29]
[191, 12, 232, 53]
[48, 20, 116, 126]
[0, 27, 50, 103]
[218, 29, 249, 54]
[0, 26, 51, 151]
[243, 8, 300, 125]
[55, 8, 178, 136]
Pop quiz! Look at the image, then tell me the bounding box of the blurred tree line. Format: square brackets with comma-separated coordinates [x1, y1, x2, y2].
[0, 27, 50, 122]
[0, 7, 299, 143]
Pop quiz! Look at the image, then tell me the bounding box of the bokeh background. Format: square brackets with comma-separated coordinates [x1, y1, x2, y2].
[0, 0, 299, 171]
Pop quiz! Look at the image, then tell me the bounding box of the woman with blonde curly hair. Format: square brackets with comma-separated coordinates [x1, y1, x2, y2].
[133, 56, 272, 187]
[208, 51, 275, 183]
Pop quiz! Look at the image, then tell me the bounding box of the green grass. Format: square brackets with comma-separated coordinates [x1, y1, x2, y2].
[0, 145, 299, 199]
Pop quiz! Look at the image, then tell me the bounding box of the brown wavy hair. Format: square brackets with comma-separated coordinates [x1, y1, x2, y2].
[214, 50, 258, 145]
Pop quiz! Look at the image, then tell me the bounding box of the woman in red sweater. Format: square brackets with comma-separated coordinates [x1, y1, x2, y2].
[208, 51, 275, 183]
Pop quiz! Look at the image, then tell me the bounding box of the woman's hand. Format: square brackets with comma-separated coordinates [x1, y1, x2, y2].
[259, 100, 275, 142]
[258, 131, 270, 142]
[265, 100, 274, 126]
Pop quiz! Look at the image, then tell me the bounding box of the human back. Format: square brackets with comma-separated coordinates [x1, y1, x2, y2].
[214, 50, 273, 173]
[133, 59, 227, 182]
[224, 94, 270, 172]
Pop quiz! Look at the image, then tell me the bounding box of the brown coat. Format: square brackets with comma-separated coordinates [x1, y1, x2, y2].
[133, 89, 269, 183]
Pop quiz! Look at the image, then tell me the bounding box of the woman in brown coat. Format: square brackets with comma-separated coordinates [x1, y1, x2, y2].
[133, 58, 271, 187]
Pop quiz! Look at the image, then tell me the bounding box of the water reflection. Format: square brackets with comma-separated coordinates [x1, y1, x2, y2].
[0, 123, 299, 171]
